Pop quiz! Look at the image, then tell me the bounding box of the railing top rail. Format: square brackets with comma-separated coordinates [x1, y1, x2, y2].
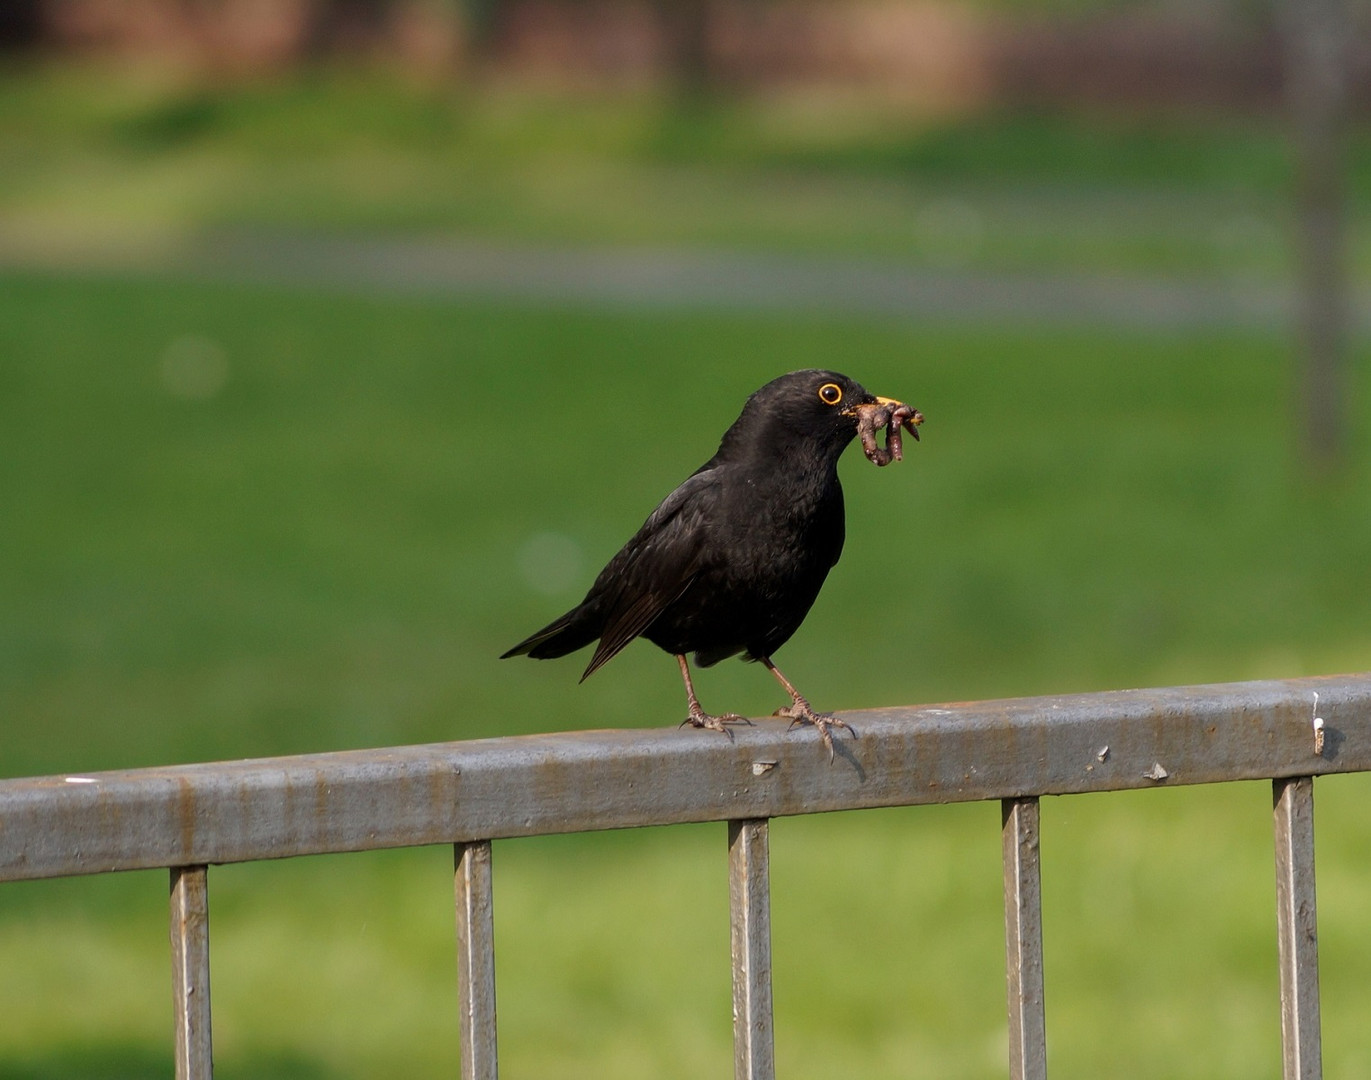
[2, 673, 1367, 883]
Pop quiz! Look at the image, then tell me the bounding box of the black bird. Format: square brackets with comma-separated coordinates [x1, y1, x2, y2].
[501, 370, 922, 756]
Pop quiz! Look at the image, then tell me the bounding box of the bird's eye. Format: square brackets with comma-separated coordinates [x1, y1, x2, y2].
[818, 383, 843, 406]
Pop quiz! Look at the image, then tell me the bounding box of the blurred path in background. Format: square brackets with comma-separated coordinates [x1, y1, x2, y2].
[5, 231, 1369, 333]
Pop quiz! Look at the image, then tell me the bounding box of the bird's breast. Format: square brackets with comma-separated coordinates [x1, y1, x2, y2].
[707, 472, 843, 577]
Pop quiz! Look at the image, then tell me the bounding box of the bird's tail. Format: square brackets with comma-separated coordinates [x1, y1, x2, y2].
[500, 605, 601, 663]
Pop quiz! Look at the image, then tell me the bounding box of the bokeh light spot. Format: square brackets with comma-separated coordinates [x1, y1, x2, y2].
[160, 335, 229, 400]
[517, 532, 585, 596]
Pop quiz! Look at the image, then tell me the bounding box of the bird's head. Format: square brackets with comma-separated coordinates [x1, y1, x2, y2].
[721, 370, 923, 467]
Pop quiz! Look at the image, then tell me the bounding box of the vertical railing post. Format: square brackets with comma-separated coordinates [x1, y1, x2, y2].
[1002, 797, 1047, 1080]
[170, 865, 214, 1080]
[455, 840, 499, 1080]
[1274, 776, 1323, 1080]
[728, 818, 775, 1080]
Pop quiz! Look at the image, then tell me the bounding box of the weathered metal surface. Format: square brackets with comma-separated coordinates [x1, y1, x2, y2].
[1, 674, 1368, 882]
[170, 865, 214, 1080]
[728, 819, 775, 1080]
[455, 841, 498, 1080]
[1274, 777, 1323, 1080]
[1002, 798, 1047, 1080]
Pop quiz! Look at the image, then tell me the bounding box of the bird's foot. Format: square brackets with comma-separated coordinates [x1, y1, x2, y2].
[777, 699, 857, 761]
[680, 709, 752, 737]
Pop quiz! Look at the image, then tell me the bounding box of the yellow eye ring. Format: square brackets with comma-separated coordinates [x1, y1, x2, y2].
[818, 382, 843, 406]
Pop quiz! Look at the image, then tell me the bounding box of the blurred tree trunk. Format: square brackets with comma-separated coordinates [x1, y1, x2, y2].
[301, 0, 395, 58]
[653, 0, 714, 98]
[0, 0, 44, 50]
[462, 0, 509, 71]
[1282, 0, 1351, 473]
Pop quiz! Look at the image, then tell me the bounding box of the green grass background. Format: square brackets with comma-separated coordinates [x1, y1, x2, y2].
[2, 63, 1371, 1079]
[3, 63, 1370, 279]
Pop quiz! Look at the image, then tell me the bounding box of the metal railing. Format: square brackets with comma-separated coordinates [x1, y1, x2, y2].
[3, 673, 1368, 1080]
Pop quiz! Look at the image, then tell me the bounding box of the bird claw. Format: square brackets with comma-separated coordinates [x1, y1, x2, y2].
[776, 701, 857, 761]
[681, 711, 752, 738]
[855, 399, 923, 467]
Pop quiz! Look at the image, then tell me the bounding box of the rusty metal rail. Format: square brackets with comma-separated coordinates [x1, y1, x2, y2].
[2, 673, 1368, 1080]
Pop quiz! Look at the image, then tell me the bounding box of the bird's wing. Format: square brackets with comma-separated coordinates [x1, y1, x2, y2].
[580, 583, 691, 680]
[578, 469, 719, 680]
[500, 604, 597, 660]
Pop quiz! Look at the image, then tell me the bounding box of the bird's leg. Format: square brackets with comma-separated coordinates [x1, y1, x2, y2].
[762, 657, 856, 760]
[676, 654, 751, 734]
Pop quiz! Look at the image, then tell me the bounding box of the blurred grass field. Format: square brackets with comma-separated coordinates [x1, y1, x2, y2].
[3, 62, 1371, 1080]
[4, 270, 1371, 1079]
[2, 63, 1370, 280]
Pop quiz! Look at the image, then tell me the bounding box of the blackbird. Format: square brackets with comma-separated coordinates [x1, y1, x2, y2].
[501, 369, 922, 757]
